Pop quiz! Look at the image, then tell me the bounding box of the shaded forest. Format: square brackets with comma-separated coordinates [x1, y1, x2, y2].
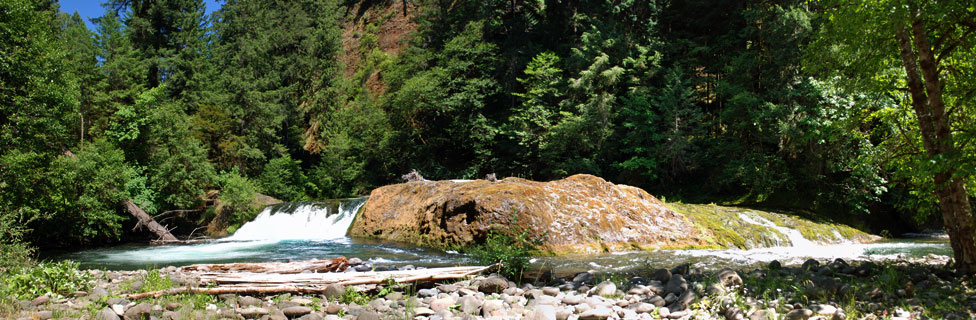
[1, 0, 974, 267]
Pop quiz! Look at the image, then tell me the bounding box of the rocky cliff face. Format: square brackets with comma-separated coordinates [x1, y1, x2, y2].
[348, 174, 707, 253]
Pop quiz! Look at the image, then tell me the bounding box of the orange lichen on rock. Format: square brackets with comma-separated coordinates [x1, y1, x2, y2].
[348, 174, 707, 254]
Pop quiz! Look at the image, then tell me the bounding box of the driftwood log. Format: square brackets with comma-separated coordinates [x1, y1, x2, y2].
[180, 258, 350, 274]
[127, 261, 495, 299]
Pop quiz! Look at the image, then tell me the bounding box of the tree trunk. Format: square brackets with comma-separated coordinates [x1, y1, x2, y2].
[123, 199, 177, 241]
[896, 19, 976, 275]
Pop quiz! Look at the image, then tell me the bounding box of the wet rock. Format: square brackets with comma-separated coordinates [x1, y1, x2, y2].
[479, 276, 510, 294]
[667, 291, 696, 311]
[652, 269, 672, 283]
[716, 269, 743, 287]
[768, 260, 782, 271]
[647, 295, 666, 307]
[671, 264, 690, 276]
[282, 306, 312, 318]
[347, 258, 363, 265]
[665, 274, 687, 295]
[97, 307, 121, 320]
[573, 272, 595, 285]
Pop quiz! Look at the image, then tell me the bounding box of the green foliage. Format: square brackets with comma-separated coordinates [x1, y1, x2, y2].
[138, 270, 174, 293]
[218, 169, 259, 225]
[0, 261, 92, 300]
[258, 155, 311, 201]
[468, 215, 541, 279]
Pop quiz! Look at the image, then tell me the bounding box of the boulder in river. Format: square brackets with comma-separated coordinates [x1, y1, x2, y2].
[349, 174, 705, 253]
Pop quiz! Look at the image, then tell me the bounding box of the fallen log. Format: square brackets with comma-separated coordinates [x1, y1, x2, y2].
[150, 239, 213, 246]
[127, 264, 496, 299]
[124, 199, 177, 241]
[180, 257, 349, 273]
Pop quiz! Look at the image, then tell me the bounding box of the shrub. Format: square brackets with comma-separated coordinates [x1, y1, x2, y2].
[468, 215, 541, 279]
[218, 169, 259, 225]
[1, 261, 92, 300]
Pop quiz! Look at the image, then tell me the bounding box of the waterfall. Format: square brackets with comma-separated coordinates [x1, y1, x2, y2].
[224, 197, 367, 241]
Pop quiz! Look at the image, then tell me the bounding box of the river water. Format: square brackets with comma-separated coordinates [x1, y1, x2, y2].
[54, 199, 952, 272]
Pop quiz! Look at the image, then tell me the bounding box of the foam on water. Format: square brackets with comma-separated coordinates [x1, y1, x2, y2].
[226, 199, 366, 241]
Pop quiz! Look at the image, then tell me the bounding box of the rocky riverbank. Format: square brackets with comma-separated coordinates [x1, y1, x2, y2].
[2, 257, 973, 320]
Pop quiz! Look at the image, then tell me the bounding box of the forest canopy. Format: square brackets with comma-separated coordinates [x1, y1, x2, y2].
[1, 0, 974, 272]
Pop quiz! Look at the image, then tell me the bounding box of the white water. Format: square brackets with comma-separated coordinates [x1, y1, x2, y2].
[672, 212, 946, 266]
[226, 200, 365, 241]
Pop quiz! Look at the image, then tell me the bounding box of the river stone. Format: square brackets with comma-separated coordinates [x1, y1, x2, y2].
[31, 310, 52, 320]
[165, 302, 182, 311]
[90, 287, 109, 301]
[542, 287, 560, 296]
[589, 281, 617, 297]
[801, 259, 820, 271]
[355, 311, 380, 320]
[239, 296, 263, 307]
[414, 307, 436, 316]
[652, 269, 672, 283]
[749, 309, 776, 320]
[479, 276, 510, 294]
[562, 295, 584, 305]
[667, 291, 696, 311]
[31, 295, 51, 306]
[123, 303, 155, 320]
[579, 306, 612, 320]
[573, 272, 595, 285]
[418, 288, 438, 297]
[811, 304, 837, 315]
[430, 297, 457, 312]
[657, 307, 670, 318]
[785, 309, 813, 320]
[665, 274, 687, 295]
[635, 303, 654, 313]
[482, 300, 504, 317]
[323, 284, 345, 299]
[385, 292, 403, 301]
[282, 306, 312, 318]
[278, 301, 301, 309]
[457, 295, 482, 314]
[526, 305, 557, 320]
[437, 284, 459, 293]
[647, 295, 666, 307]
[671, 264, 690, 276]
[367, 299, 390, 312]
[325, 304, 342, 314]
[716, 269, 743, 287]
[240, 307, 270, 319]
[97, 307, 121, 320]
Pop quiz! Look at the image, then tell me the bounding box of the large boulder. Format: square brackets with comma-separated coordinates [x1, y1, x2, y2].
[348, 174, 705, 253]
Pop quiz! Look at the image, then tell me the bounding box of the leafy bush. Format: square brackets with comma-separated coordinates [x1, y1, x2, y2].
[218, 169, 259, 225]
[1, 261, 92, 300]
[468, 215, 541, 279]
[0, 209, 34, 271]
[258, 155, 311, 201]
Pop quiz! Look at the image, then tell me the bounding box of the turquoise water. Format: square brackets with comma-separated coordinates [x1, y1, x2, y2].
[50, 200, 953, 272]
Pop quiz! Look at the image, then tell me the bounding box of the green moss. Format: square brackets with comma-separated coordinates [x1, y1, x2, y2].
[670, 203, 872, 249]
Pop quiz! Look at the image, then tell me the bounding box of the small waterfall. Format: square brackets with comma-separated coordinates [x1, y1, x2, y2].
[225, 197, 367, 241]
[737, 212, 818, 248]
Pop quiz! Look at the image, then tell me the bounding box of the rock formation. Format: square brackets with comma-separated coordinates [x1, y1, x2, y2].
[348, 174, 706, 253]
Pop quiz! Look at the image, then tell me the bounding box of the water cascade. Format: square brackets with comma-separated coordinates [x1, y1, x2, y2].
[226, 198, 367, 241]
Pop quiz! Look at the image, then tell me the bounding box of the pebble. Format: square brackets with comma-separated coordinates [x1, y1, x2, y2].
[31, 296, 51, 306]
[579, 307, 612, 320]
[479, 276, 510, 294]
[282, 306, 312, 317]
